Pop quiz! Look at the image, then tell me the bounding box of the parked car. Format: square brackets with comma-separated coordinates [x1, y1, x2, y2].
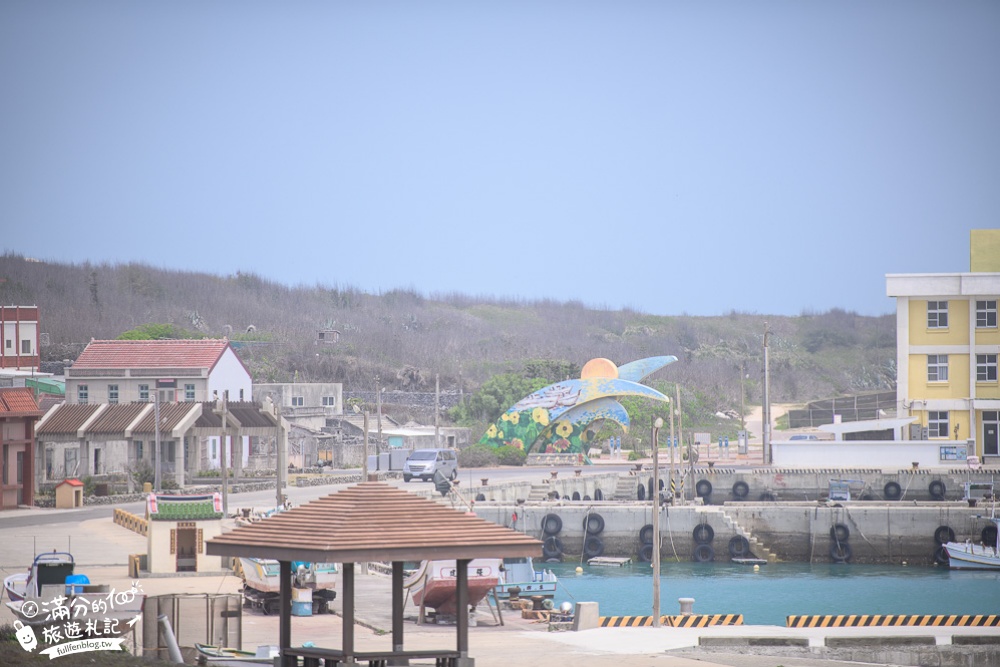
[403, 449, 458, 482]
[789, 434, 819, 441]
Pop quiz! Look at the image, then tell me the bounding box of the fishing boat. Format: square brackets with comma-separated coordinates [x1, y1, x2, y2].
[406, 559, 501, 616]
[943, 516, 1000, 570]
[494, 556, 558, 599]
[195, 643, 278, 666]
[4, 551, 144, 634]
[239, 557, 337, 614]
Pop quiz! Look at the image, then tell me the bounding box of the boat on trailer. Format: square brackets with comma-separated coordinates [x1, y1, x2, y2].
[494, 556, 557, 599]
[239, 558, 337, 614]
[406, 559, 501, 617]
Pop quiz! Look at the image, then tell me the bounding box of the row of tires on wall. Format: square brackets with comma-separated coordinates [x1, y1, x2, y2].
[685, 479, 950, 502]
[830, 523, 851, 563]
[931, 523, 997, 564]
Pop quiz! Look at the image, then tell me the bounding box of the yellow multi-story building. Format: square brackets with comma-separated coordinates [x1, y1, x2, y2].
[886, 229, 1000, 460]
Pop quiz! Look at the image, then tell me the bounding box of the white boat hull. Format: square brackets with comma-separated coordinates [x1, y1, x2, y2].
[943, 542, 1000, 570]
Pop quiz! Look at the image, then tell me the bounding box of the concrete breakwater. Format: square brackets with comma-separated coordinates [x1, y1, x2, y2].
[466, 466, 999, 566]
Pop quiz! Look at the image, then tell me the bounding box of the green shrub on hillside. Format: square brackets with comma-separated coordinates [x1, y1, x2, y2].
[496, 445, 527, 466]
[458, 444, 499, 468]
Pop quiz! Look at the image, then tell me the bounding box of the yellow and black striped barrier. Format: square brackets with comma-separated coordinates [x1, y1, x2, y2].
[113, 507, 148, 536]
[600, 614, 743, 628]
[787, 614, 1000, 628]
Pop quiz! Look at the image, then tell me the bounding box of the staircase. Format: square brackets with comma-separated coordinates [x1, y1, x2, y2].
[527, 483, 551, 503]
[705, 506, 779, 563]
[613, 475, 638, 501]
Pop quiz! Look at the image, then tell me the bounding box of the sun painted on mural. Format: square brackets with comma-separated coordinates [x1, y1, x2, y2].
[478, 356, 676, 456]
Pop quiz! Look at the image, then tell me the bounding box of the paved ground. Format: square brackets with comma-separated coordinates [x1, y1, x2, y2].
[2, 498, 996, 667]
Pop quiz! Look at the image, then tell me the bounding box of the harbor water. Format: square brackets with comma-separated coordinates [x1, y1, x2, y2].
[543, 561, 1000, 625]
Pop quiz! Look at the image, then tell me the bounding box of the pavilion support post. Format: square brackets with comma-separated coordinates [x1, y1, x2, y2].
[342, 562, 356, 663]
[456, 559, 472, 666]
[390, 561, 407, 665]
[279, 560, 292, 667]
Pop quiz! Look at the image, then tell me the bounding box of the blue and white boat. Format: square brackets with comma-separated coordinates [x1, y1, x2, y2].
[494, 556, 558, 599]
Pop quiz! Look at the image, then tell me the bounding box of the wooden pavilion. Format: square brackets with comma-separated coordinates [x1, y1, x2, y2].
[206, 482, 542, 667]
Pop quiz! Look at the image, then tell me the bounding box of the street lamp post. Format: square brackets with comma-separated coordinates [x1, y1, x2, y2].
[652, 416, 664, 627]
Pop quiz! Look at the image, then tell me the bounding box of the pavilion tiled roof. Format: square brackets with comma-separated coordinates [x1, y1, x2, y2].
[207, 482, 543, 563]
[72, 339, 232, 370]
[150, 494, 223, 522]
[195, 401, 277, 428]
[0, 388, 42, 416]
[87, 403, 150, 433]
[131, 402, 200, 433]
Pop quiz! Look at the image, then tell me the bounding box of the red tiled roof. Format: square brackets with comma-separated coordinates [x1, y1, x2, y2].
[207, 482, 543, 563]
[37, 404, 103, 434]
[72, 339, 232, 370]
[0, 388, 42, 415]
[57, 478, 83, 487]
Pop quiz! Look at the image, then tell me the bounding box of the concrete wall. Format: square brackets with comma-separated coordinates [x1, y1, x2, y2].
[772, 439, 972, 469]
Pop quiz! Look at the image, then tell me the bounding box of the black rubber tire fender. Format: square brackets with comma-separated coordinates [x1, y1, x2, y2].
[696, 479, 713, 498]
[594, 488, 604, 501]
[982, 525, 998, 546]
[583, 536, 604, 559]
[542, 536, 564, 559]
[475, 493, 486, 502]
[639, 524, 655, 545]
[830, 523, 850, 543]
[883, 481, 902, 500]
[934, 545, 950, 565]
[541, 513, 563, 535]
[693, 544, 715, 563]
[636, 483, 646, 501]
[928, 480, 946, 501]
[759, 491, 777, 502]
[637, 543, 654, 562]
[571, 491, 581, 501]
[934, 525, 955, 545]
[830, 542, 852, 563]
[582, 513, 605, 535]
[732, 481, 749, 499]
[728, 536, 750, 558]
[693, 523, 715, 544]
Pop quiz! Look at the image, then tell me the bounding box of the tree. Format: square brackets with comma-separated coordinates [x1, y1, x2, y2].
[117, 323, 207, 340]
[450, 373, 550, 425]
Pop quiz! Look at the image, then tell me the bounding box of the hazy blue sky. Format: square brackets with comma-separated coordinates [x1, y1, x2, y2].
[2, 2, 996, 316]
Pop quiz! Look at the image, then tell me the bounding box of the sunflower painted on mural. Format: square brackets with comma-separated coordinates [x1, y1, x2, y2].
[477, 356, 676, 458]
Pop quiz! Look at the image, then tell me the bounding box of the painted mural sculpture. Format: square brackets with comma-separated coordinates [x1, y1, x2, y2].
[478, 356, 676, 455]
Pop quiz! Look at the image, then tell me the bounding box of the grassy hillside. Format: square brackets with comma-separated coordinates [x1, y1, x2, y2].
[0, 253, 895, 430]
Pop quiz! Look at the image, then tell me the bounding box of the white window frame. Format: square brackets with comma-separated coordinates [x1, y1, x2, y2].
[977, 300, 998, 329]
[927, 301, 949, 329]
[322, 396, 336, 407]
[927, 354, 949, 382]
[138, 384, 149, 402]
[928, 411, 949, 438]
[291, 396, 304, 407]
[77, 384, 89, 404]
[184, 383, 196, 401]
[108, 384, 119, 404]
[978, 353, 998, 382]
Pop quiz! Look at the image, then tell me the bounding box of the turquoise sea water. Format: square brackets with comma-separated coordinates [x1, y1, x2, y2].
[543, 561, 1000, 625]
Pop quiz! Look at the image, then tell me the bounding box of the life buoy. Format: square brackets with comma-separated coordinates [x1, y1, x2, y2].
[933, 525, 955, 545]
[928, 480, 946, 501]
[693, 523, 715, 544]
[583, 536, 604, 559]
[542, 536, 564, 559]
[636, 483, 646, 501]
[883, 481, 902, 500]
[637, 543, 654, 562]
[594, 489, 604, 501]
[696, 479, 713, 498]
[693, 544, 715, 563]
[830, 542, 852, 562]
[728, 536, 750, 558]
[582, 513, 605, 535]
[982, 525, 998, 546]
[830, 523, 850, 543]
[933, 546, 950, 565]
[541, 513, 563, 535]
[572, 491, 581, 501]
[639, 524, 654, 545]
[732, 481, 749, 499]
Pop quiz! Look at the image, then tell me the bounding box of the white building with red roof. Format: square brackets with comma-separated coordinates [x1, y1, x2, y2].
[65, 338, 251, 406]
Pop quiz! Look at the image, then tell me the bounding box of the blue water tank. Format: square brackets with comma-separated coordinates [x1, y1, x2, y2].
[66, 574, 90, 594]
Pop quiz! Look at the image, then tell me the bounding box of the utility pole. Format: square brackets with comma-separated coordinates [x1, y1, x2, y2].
[669, 389, 676, 504]
[651, 416, 663, 626]
[362, 410, 370, 481]
[216, 391, 229, 515]
[435, 374, 440, 448]
[153, 391, 161, 492]
[375, 376, 382, 456]
[763, 323, 772, 465]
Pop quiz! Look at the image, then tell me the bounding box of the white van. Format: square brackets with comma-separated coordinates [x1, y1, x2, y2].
[403, 449, 458, 483]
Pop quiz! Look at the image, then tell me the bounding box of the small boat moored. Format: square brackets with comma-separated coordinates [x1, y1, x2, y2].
[943, 515, 1000, 570]
[494, 556, 558, 599]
